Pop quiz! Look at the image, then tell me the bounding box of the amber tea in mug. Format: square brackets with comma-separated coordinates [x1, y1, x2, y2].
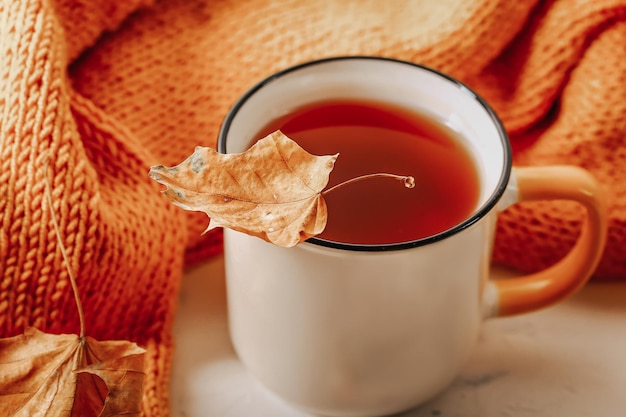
[252, 98, 480, 245]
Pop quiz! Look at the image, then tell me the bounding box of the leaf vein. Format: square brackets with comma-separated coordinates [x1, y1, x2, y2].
[272, 136, 318, 194]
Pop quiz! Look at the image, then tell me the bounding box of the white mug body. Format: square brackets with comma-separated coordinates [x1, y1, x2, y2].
[219, 57, 511, 417]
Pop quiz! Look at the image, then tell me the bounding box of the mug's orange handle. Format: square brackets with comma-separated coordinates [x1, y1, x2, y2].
[492, 166, 608, 317]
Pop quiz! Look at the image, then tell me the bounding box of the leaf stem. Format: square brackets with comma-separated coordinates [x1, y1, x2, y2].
[322, 173, 415, 195]
[44, 159, 86, 339]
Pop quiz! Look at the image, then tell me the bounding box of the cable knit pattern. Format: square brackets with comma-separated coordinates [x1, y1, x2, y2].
[1, 0, 625, 415]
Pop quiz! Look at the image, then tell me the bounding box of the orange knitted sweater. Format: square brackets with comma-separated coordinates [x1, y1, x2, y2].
[1, 0, 625, 415]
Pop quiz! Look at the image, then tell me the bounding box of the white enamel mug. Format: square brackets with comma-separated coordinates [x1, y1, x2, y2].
[217, 57, 607, 417]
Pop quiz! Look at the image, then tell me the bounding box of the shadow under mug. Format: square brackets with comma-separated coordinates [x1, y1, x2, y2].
[217, 57, 608, 417]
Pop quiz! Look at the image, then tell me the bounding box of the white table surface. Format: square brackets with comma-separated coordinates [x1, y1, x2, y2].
[170, 255, 626, 417]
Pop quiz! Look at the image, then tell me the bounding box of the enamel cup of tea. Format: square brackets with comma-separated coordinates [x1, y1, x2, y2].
[218, 57, 607, 417]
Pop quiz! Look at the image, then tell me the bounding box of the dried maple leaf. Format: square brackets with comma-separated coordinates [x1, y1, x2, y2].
[149, 131, 338, 247]
[0, 328, 145, 417]
[0, 164, 146, 417]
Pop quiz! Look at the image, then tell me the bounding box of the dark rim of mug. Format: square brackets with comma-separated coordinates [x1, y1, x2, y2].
[218, 56, 512, 252]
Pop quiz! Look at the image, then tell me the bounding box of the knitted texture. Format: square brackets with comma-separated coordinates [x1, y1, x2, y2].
[1, 0, 625, 415]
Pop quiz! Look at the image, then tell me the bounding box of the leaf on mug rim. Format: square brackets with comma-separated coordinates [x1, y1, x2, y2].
[149, 131, 338, 247]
